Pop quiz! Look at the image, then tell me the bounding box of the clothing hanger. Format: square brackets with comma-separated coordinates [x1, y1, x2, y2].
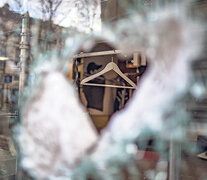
[81, 58, 137, 89]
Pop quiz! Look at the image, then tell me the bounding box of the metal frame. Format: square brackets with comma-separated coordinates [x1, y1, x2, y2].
[74, 50, 122, 58]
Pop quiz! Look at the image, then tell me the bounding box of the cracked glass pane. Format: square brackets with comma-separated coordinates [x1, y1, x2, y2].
[0, 0, 206, 179]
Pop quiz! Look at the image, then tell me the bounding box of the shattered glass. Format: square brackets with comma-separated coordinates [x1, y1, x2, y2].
[0, 0, 206, 179]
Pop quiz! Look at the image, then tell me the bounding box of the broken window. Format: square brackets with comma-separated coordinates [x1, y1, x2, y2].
[0, 0, 206, 180]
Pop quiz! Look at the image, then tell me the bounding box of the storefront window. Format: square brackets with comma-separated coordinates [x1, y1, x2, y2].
[0, 0, 206, 179]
